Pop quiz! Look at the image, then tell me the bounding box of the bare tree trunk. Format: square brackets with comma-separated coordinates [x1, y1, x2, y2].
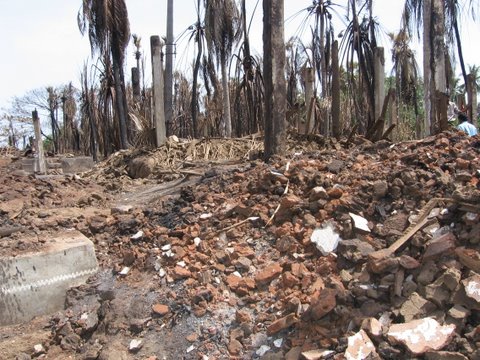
[303, 68, 315, 134]
[331, 40, 341, 139]
[165, 0, 174, 136]
[132, 67, 141, 104]
[432, 0, 447, 133]
[221, 53, 232, 137]
[151, 36, 167, 146]
[191, 1, 202, 139]
[467, 73, 477, 121]
[263, 0, 286, 159]
[423, 0, 433, 136]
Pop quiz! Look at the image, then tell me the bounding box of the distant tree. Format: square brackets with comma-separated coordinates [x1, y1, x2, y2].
[205, 0, 241, 137]
[78, 0, 131, 149]
[11, 87, 62, 152]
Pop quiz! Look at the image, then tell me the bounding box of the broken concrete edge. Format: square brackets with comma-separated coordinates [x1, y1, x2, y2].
[0, 231, 98, 326]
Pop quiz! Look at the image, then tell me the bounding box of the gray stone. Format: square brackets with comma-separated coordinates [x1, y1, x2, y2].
[61, 156, 94, 174]
[400, 292, 436, 322]
[373, 180, 389, 199]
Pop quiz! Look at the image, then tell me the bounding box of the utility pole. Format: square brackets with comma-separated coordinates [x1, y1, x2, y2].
[165, 0, 174, 136]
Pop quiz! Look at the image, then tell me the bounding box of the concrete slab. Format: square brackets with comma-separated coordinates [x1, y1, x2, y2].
[61, 156, 94, 174]
[0, 231, 98, 326]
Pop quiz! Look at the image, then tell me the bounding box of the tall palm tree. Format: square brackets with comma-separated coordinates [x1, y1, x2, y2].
[78, 0, 131, 149]
[189, 0, 205, 138]
[403, 0, 478, 135]
[205, 0, 241, 137]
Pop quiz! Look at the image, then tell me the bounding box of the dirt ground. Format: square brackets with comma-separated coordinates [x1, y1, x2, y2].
[0, 133, 479, 360]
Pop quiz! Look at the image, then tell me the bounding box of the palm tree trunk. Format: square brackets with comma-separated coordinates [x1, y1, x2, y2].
[221, 53, 232, 137]
[332, 40, 341, 139]
[191, 1, 202, 138]
[112, 56, 129, 149]
[263, 0, 286, 159]
[453, 17, 468, 90]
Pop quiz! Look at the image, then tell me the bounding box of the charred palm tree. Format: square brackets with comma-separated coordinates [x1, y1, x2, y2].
[205, 0, 241, 137]
[78, 0, 131, 149]
[389, 30, 421, 137]
[340, 0, 379, 135]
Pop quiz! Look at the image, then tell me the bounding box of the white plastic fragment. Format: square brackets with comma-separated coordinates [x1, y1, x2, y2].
[161, 244, 172, 251]
[119, 267, 130, 276]
[194, 237, 202, 247]
[349, 212, 371, 233]
[200, 213, 213, 220]
[273, 338, 283, 348]
[311, 223, 341, 255]
[130, 230, 144, 240]
[186, 345, 195, 353]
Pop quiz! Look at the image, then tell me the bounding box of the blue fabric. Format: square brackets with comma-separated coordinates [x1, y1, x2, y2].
[458, 122, 478, 136]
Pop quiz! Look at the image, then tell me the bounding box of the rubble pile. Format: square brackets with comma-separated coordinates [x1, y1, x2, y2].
[1, 132, 479, 359]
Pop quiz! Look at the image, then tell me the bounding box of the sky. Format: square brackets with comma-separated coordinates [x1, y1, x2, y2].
[0, 0, 479, 113]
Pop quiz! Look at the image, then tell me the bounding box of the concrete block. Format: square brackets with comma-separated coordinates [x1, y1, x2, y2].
[61, 156, 94, 174]
[21, 158, 47, 174]
[0, 231, 98, 326]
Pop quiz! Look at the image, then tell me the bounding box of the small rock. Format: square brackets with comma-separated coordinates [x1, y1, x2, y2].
[33, 344, 45, 355]
[345, 329, 378, 360]
[400, 292, 436, 322]
[228, 339, 243, 355]
[361, 317, 383, 338]
[387, 317, 456, 354]
[255, 263, 283, 286]
[463, 274, 480, 303]
[327, 160, 344, 173]
[267, 313, 298, 335]
[425, 351, 469, 360]
[236, 310, 252, 324]
[186, 333, 198, 343]
[327, 186, 343, 199]
[129, 339, 143, 352]
[423, 232, 456, 261]
[301, 349, 335, 360]
[172, 266, 192, 280]
[111, 205, 133, 214]
[285, 347, 302, 360]
[256, 345, 271, 357]
[15, 353, 31, 360]
[373, 180, 389, 199]
[152, 304, 169, 316]
[455, 247, 480, 273]
[309, 186, 328, 201]
[234, 257, 252, 272]
[302, 288, 336, 321]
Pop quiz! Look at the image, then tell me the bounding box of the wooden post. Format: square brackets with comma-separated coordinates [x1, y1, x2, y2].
[331, 40, 341, 139]
[150, 36, 166, 147]
[32, 109, 46, 174]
